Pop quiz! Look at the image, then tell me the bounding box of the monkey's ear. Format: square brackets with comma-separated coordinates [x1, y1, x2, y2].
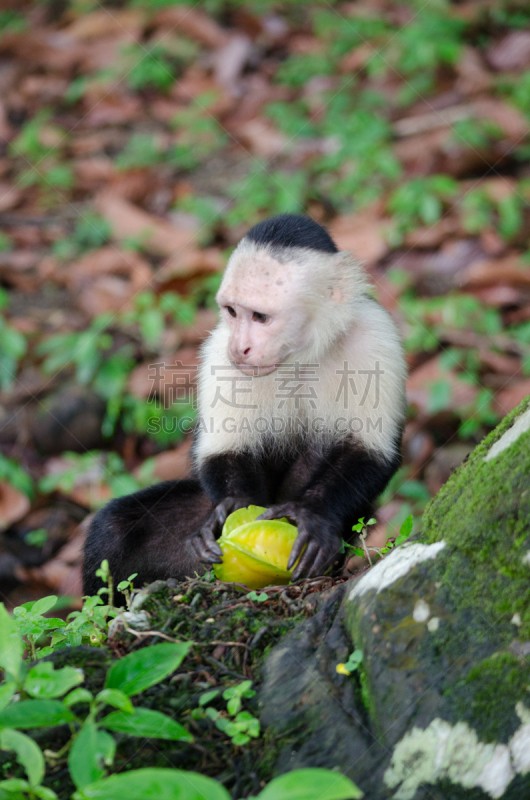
[329, 251, 366, 304]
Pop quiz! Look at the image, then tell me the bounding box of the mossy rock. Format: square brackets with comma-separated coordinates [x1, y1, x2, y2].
[261, 398, 530, 799]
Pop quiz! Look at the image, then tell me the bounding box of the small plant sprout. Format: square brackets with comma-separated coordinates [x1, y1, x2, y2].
[336, 649, 364, 676]
[342, 517, 377, 564]
[193, 681, 259, 746]
[95, 560, 114, 610]
[222, 681, 255, 716]
[116, 574, 138, 609]
[342, 514, 414, 566]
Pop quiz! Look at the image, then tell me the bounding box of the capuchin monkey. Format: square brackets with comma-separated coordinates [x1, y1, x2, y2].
[83, 214, 406, 595]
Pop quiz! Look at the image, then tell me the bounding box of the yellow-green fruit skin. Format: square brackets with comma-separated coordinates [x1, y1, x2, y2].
[213, 513, 298, 589]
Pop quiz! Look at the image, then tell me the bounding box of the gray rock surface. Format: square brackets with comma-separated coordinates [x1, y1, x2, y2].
[260, 397, 530, 799]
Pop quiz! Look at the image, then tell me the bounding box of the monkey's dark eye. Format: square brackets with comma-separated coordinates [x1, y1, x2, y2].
[226, 306, 236, 317]
[252, 311, 268, 323]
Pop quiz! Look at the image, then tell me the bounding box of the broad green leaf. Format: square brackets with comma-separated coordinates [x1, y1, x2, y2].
[33, 787, 59, 800]
[0, 783, 58, 800]
[25, 662, 84, 699]
[101, 708, 193, 741]
[69, 721, 115, 790]
[256, 769, 363, 799]
[0, 776, 30, 798]
[105, 643, 191, 696]
[72, 768, 231, 800]
[0, 604, 22, 681]
[64, 688, 93, 708]
[0, 683, 16, 712]
[0, 699, 75, 729]
[0, 728, 44, 786]
[30, 596, 57, 616]
[95, 689, 133, 713]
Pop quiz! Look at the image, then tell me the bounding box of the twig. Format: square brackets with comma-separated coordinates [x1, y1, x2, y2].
[125, 627, 180, 642]
[394, 104, 476, 137]
[204, 655, 244, 679]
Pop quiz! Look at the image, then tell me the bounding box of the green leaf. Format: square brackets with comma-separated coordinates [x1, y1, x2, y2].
[344, 650, 363, 673]
[256, 768, 363, 799]
[33, 786, 59, 799]
[72, 768, 231, 800]
[0, 699, 75, 728]
[95, 689, 133, 713]
[69, 720, 115, 790]
[105, 643, 191, 696]
[0, 728, 45, 787]
[64, 688, 93, 708]
[231, 732, 250, 745]
[0, 778, 58, 800]
[0, 776, 31, 798]
[395, 514, 414, 546]
[426, 379, 451, 414]
[0, 604, 22, 681]
[0, 683, 16, 712]
[198, 689, 219, 707]
[25, 662, 84, 699]
[30, 596, 57, 616]
[100, 708, 193, 741]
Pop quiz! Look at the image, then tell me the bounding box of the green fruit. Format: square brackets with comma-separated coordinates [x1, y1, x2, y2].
[221, 505, 266, 536]
[214, 508, 298, 589]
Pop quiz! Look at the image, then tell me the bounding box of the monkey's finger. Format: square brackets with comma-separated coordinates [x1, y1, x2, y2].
[191, 530, 223, 562]
[291, 541, 320, 581]
[308, 547, 335, 578]
[193, 542, 223, 565]
[258, 508, 281, 520]
[287, 531, 309, 571]
[215, 502, 232, 526]
[198, 534, 223, 559]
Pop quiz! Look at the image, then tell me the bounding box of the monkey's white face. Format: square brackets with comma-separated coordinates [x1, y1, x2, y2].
[217, 253, 311, 376]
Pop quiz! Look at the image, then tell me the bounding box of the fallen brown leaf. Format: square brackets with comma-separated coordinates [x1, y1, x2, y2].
[67, 246, 153, 316]
[237, 117, 288, 158]
[95, 191, 197, 257]
[407, 355, 478, 416]
[493, 379, 530, 416]
[0, 482, 31, 531]
[153, 6, 229, 49]
[486, 31, 530, 72]
[128, 345, 199, 399]
[135, 439, 192, 482]
[460, 255, 530, 289]
[213, 34, 253, 94]
[65, 8, 144, 42]
[329, 208, 388, 266]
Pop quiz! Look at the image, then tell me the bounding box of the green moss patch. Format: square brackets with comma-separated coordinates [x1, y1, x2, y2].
[447, 653, 530, 743]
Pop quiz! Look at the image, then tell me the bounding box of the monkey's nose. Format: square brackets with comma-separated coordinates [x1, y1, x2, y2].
[229, 345, 251, 363]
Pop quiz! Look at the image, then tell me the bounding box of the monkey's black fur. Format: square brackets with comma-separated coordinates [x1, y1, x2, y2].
[83, 481, 213, 595]
[246, 214, 338, 254]
[83, 440, 401, 595]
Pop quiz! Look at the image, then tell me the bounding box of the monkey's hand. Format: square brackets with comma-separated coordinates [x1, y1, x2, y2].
[259, 503, 341, 581]
[188, 496, 253, 565]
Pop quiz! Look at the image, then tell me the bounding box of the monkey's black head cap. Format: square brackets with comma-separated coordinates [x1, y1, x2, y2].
[245, 214, 338, 254]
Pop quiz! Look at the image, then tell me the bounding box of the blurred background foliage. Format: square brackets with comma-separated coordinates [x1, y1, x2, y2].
[0, 0, 529, 603]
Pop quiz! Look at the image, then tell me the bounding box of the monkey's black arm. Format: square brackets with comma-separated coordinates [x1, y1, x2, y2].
[199, 451, 269, 507]
[261, 441, 401, 580]
[189, 450, 270, 565]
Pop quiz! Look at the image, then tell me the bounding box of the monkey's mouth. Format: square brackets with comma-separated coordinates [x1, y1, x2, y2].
[235, 363, 279, 377]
